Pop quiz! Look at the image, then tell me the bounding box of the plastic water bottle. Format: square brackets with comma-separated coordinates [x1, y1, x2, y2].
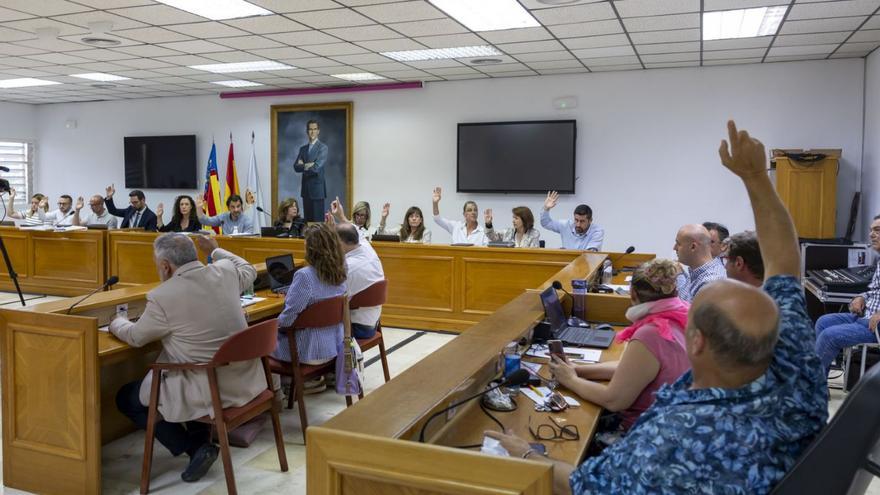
[602, 259, 613, 285]
[232, 225, 239, 235]
[571, 279, 587, 320]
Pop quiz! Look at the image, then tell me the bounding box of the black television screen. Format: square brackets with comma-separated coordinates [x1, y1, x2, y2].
[457, 120, 576, 193]
[124, 135, 197, 189]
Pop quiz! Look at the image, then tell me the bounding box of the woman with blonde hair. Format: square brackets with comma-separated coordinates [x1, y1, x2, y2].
[485, 206, 540, 247]
[8, 188, 48, 225]
[273, 223, 347, 375]
[375, 203, 431, 243]
[275, 197, 307, 238]
[549, 258, 690, 444]
[350, 201, 372, 240]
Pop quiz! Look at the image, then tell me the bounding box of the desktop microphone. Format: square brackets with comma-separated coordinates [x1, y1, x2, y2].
[418, 369, 530, 443]
[0, 166, 9, 172]
[608, 246, 636, 275]
[66, 276, 119, 315]
[255, 206, 273, 218]
[551, 280, 574, 302]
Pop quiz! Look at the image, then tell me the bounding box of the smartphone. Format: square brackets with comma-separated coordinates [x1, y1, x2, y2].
[548, 339, 566, 361]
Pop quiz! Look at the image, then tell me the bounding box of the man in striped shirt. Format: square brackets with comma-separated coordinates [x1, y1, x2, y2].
[674, 223, 727, 302]
[814, 214, 880, 373]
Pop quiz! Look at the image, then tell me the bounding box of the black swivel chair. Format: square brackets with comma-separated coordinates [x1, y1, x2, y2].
[771, 363, 880, 494]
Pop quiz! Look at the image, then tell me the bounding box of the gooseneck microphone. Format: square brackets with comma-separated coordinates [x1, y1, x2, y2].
[552, 280, 574, 302]
[418, 369, 530, 443]
[608, 246, 636, 275]
[66, 276, 119, 315]
[255, 206, 273, 218]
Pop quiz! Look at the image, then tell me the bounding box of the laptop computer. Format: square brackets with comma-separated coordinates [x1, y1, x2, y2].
[265, 253, 296, 293]
[539, 286, 615, 348]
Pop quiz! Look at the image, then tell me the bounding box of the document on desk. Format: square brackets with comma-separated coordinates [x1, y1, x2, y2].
[240, 296, 266, 308]
[525, 345, 602, 363]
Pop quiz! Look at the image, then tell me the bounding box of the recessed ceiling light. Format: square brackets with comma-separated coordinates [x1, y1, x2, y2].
[331, 73, 385, 81]
[190, 60, 294, 73]
[382, 45, 502, 62]
[703, 6, 787, 41]
[428, 0, 539, 31]
[81, 36, 122, 47]
[0, 78, 61, 89]
[211, 80, 264, 87]
[156, 0, 272, 20]
[71, 73, 130, 82]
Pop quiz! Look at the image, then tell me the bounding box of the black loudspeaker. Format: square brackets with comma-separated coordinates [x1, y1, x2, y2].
[532, 321, 552, 344]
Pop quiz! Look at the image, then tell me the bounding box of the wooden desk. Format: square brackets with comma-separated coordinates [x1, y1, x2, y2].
[0, 262, 290, 495]
[308, 253, 623, 493]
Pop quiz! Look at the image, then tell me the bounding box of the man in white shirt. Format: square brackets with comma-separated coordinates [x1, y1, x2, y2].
[336, 223, 385, 339]
[431, 186, 487, 246]
[73, 195, 118, 228]
[44, 195, 75, 226]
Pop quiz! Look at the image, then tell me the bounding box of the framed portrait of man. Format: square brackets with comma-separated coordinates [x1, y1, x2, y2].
[271, 102, 353, 223]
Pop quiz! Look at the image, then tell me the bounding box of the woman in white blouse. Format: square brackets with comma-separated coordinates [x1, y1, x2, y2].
[375, 203, 431, 243]
[350, 201, 372, 240]
[431, 186, 487, 246]
[8, 188, 48, 225]
[485, 206, 541, 248]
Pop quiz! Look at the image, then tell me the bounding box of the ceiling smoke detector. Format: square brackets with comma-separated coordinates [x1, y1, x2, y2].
[471, 57, 503, 65]
[81, 36, 121, 47]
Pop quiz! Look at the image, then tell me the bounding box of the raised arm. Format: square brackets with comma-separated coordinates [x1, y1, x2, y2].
[73, 196, 85, 226]
[7, 188, 21, 219]
[540, 191, 564, 233]
[719, 120, 799, 279]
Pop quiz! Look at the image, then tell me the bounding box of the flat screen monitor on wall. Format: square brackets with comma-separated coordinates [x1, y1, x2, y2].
[124, 135, 197, 189]
[457, 120, 576, 193]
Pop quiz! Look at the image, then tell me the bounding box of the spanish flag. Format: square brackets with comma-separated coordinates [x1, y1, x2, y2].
[203, 142, 223, 234]
[225, 134, 240, 202]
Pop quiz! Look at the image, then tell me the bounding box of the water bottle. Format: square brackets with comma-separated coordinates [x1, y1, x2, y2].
[571, 279, 587, 320]
[232, 225, 240, 235]
[602, 259, 613, 285]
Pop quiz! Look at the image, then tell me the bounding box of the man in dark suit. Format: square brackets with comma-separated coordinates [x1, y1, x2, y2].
[104, 184, 158, 231]
[293, 119, 328, 222]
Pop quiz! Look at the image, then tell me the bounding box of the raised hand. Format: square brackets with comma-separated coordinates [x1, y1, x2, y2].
[75, 196, 84, 211]
[192, 233, 218, 255]
[544, 190, 558, 211]
[156, 202, 164, 218]
[324, 211, 336, 225]
[39, 197, 48, 210]
[484, 208, 492, 225]
[8, 188, 15, 198]
[432, 187, 442, 204]
[381, 202, 390, 219]
[106, 184, 115, 198]
[719, 120, 767, 180]
[195, 195, 205, 212]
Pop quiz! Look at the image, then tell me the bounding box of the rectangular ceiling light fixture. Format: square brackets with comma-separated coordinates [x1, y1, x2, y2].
[382, 45, 502, 62]
[428, 0, 539, 31]
[190, 60, 294, 73]
[71, 73, 130, 82]
[702, 6, 788, 40]
[331, 73, 386, 81]
[211, 80, 264, 87]
[156, 0, 271, 20]
[0, 78, 62, 88]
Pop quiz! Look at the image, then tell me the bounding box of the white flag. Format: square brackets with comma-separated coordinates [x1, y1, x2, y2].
[246, 132, 267, 228]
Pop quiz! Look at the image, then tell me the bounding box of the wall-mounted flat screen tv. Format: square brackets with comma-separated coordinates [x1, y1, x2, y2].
[457, 120, 576, 193]
[124, 135, 197, 189]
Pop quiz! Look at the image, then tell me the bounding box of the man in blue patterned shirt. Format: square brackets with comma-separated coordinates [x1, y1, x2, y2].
[674, 223, 727, 302]
[487, 121, 828, 494]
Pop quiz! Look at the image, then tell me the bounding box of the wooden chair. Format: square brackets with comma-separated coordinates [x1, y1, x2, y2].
[268, 296, 345, 443]
[141, 319, 288, 495]
[349, 279, 391, 393]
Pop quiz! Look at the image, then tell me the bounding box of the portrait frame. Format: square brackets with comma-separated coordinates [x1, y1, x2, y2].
[271, 101, 353, 223]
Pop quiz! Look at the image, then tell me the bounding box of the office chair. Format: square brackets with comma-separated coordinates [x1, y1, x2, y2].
[770, 363, 880, 494]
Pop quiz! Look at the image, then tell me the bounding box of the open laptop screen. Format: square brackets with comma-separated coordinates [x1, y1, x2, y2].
[539, 286, 567, 332]
[265, 254, 295, 290]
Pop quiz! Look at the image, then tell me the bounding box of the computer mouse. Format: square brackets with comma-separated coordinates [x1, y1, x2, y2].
[567, 317, 589, 327]
[596, 323, 614, 330]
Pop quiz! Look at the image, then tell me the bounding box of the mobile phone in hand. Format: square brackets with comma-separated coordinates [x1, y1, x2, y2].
[548, 339, 566, 361]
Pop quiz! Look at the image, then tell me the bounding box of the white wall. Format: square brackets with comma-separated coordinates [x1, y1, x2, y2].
[864, 50, 880, 235]
[33, 58, 865, 255]
[0, 101, 36, 141]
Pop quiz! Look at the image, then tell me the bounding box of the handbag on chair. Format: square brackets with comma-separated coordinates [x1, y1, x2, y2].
[335, 299, 364, 396]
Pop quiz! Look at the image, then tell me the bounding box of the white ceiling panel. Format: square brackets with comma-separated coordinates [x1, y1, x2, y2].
[114, 27, 195, 44]
[287, 9, 375, 29]
[775, 32, 851, 46]
[24, 52, 94, 65]
[356, 38, 425, 51]
[249, 0, 343, 12]
[108, 5, 206, 25]
[329, 52, 392, 64]
[0, 26, 36, 43]
[588, 63, 642, 71]
[498, 40, 564, 54]
[51, 11, 148, 31]
[787, 0, 880, 20]
[3, 17, 89, 36]
[112, 44, 183, 58]
[0, 0, 91, 16]
[266, 30, 341, 46]
[515, 51, 576, 62]
[703, 47, 769, 59]
[526, 59, 585, 70]
[703, 37, 773, 50]
[623, 13, 701, 32]
[478, 27, 553, 44]
[830, 50, 870, 57]
[864, 15, 880, 29]
[276, 56, 342, 68]
[629, 28, 700, 44]
[355, 1, 445, 23]
[581, 55, 641, 66]
[547, 19, 623, 38]
[164, 22, 250, 39]
[414, 33, 485, 48]
[224, 15, 310, 34]
[386, 18, 467, 37]
[112, 58, 174, 69]
[355, 61, 411, 71]
[705, 0, 790, 10]
[637, 41, 701, 54]
[780, 17, 867, 34]
[248, 46, 315, 59]
[70, 0, 153, 7]
[0, 6, 35, 22]
[767, 43, 839, 56]
[302, 42, 371, 56]
[561, 34, 630, 50]
[703, 57, 764, 65]
[16, 37, 94, 52]
[615, 0, 700, 17]
[157, 40, 231, 54]
[571, 45, 636, 59]
[645, 61, 700, 68]
[764, 54, 827, 62]
[837, 40, 880, 50]
[532, 3, 617, 25]
[212, 35, 285, 50]
[849, 29, 880, 41]
[324, 24, 401, 41]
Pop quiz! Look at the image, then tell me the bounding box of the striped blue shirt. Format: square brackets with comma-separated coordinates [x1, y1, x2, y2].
[676, 257, 726, 302]
[272, 266, 346, 364]
[861, 260, 880, 316]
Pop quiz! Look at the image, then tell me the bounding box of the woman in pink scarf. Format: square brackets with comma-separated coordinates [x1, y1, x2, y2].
[549, 258, 691, 445]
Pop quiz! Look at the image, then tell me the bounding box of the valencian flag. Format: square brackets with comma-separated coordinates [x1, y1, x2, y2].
[224, 133, 240, 204]
[203, 141, 223, 234]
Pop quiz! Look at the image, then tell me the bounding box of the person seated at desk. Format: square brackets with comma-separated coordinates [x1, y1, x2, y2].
[549, 258, 689, 445]
[111, 233, 264, 483]
[73, 194, 118, 228]
[725, 231, 763, 287]
[351, 201, 372, 241]
[488, 121, 827, 495]
[197, 194, 254, 234]
[485, 206, 540, 248]
[431, 186, 487, 246]
[8, 188, 48, 225]
[43, 194, 75, 226]
[272, 223, 347, 391]
[375, 203, 431, 243]
[105, 184, 158, 231]
[274, 197, 307, 237]
[674, 223, 726, 302]
[157, 195, 201, 233]
[703, 221, 730, 258]
[337, 223, 385, 339]
[540, 191, 603, 251]
[814, 214, 880, 375]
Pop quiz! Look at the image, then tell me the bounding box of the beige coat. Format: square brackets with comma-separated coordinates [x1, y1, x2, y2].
[110, 248, 265, 423]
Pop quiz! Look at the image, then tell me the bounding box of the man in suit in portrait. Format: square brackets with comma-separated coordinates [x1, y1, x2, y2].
[104, 184, 158, 231]
[111, 233, 265, 483]
[293, 119, 328, 222]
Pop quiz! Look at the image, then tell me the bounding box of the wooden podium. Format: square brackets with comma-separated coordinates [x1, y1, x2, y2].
[773, 150, 839, 239]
